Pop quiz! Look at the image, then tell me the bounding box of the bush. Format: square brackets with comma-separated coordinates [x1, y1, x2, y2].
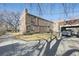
[0, 31, 6, 36]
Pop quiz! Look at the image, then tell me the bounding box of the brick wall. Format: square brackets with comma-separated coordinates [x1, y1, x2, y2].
[19, 9, 53, 34]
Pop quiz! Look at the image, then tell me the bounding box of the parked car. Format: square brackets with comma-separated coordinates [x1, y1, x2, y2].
[61, 30, 73, 37]
[76, 31, 79, 37]
[71, 30, 79, 37]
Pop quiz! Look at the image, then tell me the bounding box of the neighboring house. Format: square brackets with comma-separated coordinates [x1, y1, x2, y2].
[19, 9, 53, 34]
[65, 19, 79, 25]
[0, 23, 6, 35]
[0, 20, 7, 32]
[53, 19, 79, 35]
[58, 19, 79, 26]
[0, 20, 14, 32]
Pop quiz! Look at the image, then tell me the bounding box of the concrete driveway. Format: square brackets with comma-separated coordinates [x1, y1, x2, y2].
[0, 33, 46, 56]
[0, 33, 79, 56]
[56, 37, 79, 56]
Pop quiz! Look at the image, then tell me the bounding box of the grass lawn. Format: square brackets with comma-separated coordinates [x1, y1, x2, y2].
[11, 32, 55, 41]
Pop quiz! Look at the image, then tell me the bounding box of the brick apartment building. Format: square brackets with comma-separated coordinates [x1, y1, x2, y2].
[19, 9, 53, 34]
[54, 19, 79, 33]
[53, 19, 79, 34]
[58, 19, 79, 26]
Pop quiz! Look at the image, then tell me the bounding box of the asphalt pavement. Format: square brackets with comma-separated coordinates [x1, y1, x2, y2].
[0, 33, 79, 56]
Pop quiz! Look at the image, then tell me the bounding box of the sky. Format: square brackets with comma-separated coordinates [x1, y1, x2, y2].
[0, 3, 79, 21]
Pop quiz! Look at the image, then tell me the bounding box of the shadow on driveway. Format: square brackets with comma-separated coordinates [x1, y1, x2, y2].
[62, 49, 79, 56]
[0, 43, 20, 56]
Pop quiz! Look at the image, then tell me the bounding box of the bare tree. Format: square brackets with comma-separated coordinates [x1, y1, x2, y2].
[62, 3, 69, 25]
[9, 11, 20, 32]
[37, 3, 43, 16]
[71, 4, 76, 18]
[0, 10, 20, 32]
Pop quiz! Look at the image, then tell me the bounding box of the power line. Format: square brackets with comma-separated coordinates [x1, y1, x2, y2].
[37, 3, 43, 16]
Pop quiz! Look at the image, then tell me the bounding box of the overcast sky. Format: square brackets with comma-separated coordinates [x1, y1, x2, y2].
[0, 3, 79, 21]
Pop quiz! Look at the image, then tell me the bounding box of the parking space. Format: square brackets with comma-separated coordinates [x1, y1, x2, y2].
[56, 37, 79, 56]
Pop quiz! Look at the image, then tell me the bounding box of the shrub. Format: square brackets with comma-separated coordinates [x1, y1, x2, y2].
[0, 31, 6, 36]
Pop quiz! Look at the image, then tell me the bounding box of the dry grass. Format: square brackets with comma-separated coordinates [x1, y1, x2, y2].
[11, 32, 55, 41]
